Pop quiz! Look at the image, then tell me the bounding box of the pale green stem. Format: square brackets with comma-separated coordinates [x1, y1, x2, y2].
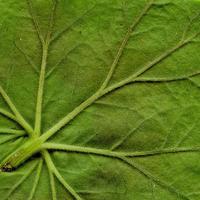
[0, 138, 43, 171]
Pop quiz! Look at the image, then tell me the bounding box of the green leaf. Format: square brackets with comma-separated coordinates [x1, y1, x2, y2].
[0, 0, 200, 199]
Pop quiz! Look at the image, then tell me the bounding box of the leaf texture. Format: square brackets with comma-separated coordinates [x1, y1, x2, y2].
[0, 0, 200, 199]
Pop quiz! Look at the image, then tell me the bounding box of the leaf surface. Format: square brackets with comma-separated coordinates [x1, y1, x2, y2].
[0, 0, 200, 199]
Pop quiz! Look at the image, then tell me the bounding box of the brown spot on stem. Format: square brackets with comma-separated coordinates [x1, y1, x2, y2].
[0, 162, 14, 172]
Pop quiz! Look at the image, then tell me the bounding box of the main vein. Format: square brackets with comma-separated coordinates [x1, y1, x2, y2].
[42, 143, 200, 158]
[34, 43, 48, 135]
[34, 0, 57, 136]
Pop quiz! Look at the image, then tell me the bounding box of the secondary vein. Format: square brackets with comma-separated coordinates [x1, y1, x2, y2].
[27, 159, 43, 200]
[101, 39, 192, 95]
[100, 0, 153, 90]
[42, 150, 83, 200]
[0, 108, 18, 121]
[2, 161, 38, 200]
[0, 128, 26, 136]
[46, 156, 57, 200]
[27, 0, 45, 45]
[0, 86, 34, 136]
[120, 157, 190, 200]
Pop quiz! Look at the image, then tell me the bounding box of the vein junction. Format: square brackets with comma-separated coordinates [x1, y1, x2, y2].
[0, 0, 200, 199]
